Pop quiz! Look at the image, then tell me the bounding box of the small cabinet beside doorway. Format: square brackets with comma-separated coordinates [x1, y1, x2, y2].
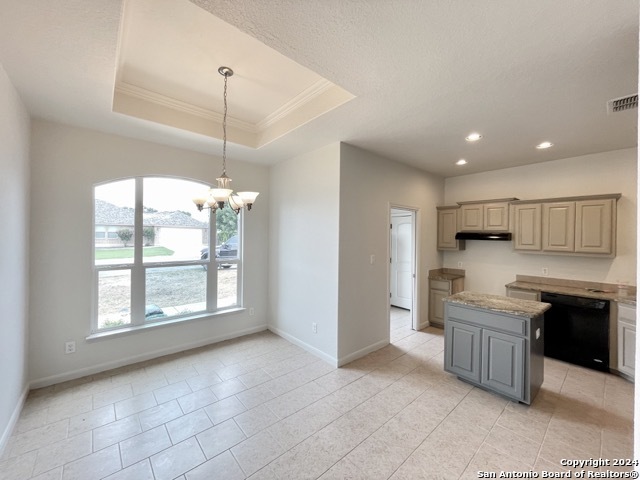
[428, 269, 464, 327]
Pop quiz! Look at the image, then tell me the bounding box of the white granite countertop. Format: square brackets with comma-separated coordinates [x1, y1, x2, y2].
[506, 280, 636, 306]
[430, 272, 465, 281]
[428, 268, 465, 282]
[444, 291, 551, 318]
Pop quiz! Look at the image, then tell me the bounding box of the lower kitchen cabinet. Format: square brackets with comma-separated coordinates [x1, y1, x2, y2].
[445, 317, 525, 401]
[444, 296, 546, 404]
[444, 320, 481, 382]
[429, 287, 449, 327]
[429, 275, 464, 327]
[617, 303, 636, 379]
[481, 329, 525, 400]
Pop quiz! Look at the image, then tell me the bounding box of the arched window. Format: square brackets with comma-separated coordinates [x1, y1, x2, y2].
[93, 177, 242, 332]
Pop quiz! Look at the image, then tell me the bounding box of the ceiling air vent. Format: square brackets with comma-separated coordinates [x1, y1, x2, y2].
[607, 94, 638, 114]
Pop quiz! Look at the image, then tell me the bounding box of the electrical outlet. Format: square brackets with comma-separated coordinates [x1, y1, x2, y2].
[249, 307, 255, 316]
[457, 261, 463, 268]
[370, 255, 375, 265]
[65, 341, 76, 354]
[312, 322, 318, 334]
[542, 267, 549, 276]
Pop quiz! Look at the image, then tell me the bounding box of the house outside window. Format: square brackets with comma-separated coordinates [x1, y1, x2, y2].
[93, 176, 242, 332]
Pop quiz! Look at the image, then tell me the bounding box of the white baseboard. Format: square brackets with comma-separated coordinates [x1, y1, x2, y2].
[0, 384, 29, 457]
[267, 326, 338, 367]
[30, 324, 268, 389]
[267, 328, 389, 368]
[337, 338, 389, 367]
[417, 319, 430, 330]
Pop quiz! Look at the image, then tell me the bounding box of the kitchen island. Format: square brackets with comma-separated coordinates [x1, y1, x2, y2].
[444, 292, 550, 404]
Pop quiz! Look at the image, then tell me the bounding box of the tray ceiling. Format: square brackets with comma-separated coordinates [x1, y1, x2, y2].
[113, 0, 355, 148]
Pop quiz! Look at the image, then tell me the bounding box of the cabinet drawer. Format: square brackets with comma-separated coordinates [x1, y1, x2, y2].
[430, 280, 450, 291]
[507, 288, 540, 302]
[447, 304, 526, 336]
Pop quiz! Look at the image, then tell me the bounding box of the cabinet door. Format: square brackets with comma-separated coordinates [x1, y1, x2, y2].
[575, 199, 614, 254]
[437, 209, 459, 250]
[483, 203, 510, 231]
[445, 320, 481, 382]
[481, 329, 525, 400]
[460, 204, 484, 231]
[542, 202, 575, 252]
[513, 204, 541, 251]
[429, 288, 449, 326]
[617, 321, 635, 378]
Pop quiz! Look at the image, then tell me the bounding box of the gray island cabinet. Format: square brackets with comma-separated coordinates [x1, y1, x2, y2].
[444, 292, 550, 404]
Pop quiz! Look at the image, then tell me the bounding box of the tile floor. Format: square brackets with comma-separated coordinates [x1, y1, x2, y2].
[0, 307, 634, 479]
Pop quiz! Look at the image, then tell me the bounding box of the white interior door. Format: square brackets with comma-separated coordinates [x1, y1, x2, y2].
[390, 213, 413, 309]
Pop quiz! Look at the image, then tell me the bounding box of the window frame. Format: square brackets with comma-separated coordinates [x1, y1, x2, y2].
[91, 176, 243, 334]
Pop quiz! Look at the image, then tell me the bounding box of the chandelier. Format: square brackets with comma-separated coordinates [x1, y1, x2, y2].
[193, 66, 259, 214]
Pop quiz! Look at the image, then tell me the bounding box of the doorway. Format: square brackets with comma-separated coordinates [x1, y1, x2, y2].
[389, 206, 417, 339]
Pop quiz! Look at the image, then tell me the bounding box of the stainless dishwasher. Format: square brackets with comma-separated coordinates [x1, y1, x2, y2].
[541, 292, 610, 372]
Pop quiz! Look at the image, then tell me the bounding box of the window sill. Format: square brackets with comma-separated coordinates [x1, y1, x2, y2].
[86, 308, 245, 342]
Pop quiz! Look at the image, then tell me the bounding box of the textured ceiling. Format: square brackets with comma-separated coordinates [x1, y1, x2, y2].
[0, 0, 637, 177]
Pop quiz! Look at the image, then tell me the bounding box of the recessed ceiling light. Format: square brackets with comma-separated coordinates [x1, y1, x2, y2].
[456, 159, 468, 166]
[465, 133, 482, 142]
[536, 141, 553, 149]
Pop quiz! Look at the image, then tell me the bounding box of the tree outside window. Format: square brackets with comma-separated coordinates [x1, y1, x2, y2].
[117, 228, 133, 247]
[143, 226, 156, 246]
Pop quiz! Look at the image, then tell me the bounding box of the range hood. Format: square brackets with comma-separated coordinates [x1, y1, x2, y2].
[455, 232, 512, 241]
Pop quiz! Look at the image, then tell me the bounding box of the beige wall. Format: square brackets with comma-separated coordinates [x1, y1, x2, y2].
[337, 143, 443, 363]
[443, 148, 637, 294]
[268, 143, 341, 364]
[268, 142, 445, 366]
[29, 120, 270, 386]
[0, 64, 30, 450]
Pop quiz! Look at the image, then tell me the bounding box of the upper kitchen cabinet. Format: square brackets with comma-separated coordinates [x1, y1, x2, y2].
[458, 199, 516, 232]
[542, 202, 576, 253]
[437, 206, 464, 251]
[511, 194, 620, 257]
[512, 204, 542, 251]
[459, 203, 483, 231]
[574, 198, 615, 254]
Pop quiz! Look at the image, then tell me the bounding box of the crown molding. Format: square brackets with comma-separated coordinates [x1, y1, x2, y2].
[257, 79, 334, 130]
[114, 82, 258, 133]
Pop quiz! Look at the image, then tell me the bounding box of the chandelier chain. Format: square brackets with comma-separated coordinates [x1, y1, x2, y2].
[222, 71, 228, 176]
[191, 65, 258, 213]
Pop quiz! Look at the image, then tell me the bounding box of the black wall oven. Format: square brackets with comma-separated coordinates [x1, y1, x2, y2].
[541, 292, 610, 372]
